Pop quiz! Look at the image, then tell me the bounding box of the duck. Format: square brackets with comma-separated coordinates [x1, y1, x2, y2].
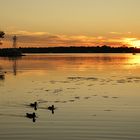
[30, 102, 37, 107]
[48, 105, 55, 110]
[0, 74, 4, 79]
[48, 105, 55, 114]
[26, 112, 36, 118]
[30, 102, 37, 110]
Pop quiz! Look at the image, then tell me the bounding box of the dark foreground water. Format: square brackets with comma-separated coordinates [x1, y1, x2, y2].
[0, 53, 140, 140]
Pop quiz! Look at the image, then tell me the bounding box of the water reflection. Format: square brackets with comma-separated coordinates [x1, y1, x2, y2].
[0, 54, 140, 140]
[127, 55, 140, 64]
[0, 54, 140, 75]
[8, 57, 20, 76]
[0, 57, 21, 76]
[0, 66, 5, 80]
[13, 58, 17, 76]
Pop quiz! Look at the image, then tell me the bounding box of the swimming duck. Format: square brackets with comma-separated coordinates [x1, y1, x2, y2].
[0, 74, 4, 79]
[48, 105, 55, 110]
[30, 102, 37, 110]
[48, 105, 55, 114]
[48, 105, 56, 114]
[30, 102, 37, 107]
[26, 112, 36, 118]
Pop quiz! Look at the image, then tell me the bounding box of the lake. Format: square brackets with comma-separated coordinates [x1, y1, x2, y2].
[0, 53, 140, 140]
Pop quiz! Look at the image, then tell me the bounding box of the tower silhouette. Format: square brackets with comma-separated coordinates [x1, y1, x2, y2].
[12, 35, 17, 48]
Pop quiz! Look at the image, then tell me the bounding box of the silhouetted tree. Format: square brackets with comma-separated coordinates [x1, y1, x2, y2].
[0, 31, 5, 38]
[0, 31, 5, 45]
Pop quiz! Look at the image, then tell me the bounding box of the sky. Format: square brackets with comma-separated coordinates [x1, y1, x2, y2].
[1, 0, 140, 48]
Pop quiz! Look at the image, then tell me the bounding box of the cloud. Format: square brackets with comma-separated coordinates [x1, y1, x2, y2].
[109, 32, 123, 35]
[109, 32, 132, 35]
[1, 30, 136, 48]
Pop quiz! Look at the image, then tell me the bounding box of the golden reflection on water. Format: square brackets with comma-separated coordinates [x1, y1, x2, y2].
[0, 53, 140, 106]
[0, 53, 140, 75]
[127, 55, 140, 64]
[0, 54, 140, 140]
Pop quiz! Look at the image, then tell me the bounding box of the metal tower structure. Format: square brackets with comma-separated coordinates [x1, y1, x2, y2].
[12, 35, 17, 48]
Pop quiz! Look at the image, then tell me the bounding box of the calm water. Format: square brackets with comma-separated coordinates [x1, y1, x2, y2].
[0, 53, 140, 140]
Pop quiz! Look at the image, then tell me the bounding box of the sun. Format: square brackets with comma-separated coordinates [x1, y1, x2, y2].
[131, 40, 140, 48]
[123, 38, 140, 48]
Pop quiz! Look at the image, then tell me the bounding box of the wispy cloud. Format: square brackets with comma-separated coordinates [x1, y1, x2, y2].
[1, 30, 138, 48]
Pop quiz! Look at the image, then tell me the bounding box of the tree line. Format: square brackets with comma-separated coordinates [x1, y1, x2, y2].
[0, 31, 140, 53]
[0, 46, 139, 53]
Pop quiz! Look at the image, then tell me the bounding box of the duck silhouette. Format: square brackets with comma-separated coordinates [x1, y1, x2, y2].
[48, 105, 55, 110]
[26, 112, 36, 122]
[0, 74, 4, 80]
[26, 112, 36, 118]
[30, 102, 37, 110]
[48, 105, 55, 114]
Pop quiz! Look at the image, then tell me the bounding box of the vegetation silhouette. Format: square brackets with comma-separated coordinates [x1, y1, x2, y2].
[0, 31, 5, 45]
[4, 46, 139, 53]
[0, 46, 140, 57]
[0, 48, 23, 57]
[0, 32, 23, 57]
[0, 31, 5, 38]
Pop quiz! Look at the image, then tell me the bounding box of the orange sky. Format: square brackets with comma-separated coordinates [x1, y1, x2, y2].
[2, 31, 140, 48]
[1, 0, 140, 48]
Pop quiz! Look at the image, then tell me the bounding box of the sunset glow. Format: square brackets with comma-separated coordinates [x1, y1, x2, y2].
[1, 1, 140, 139]
[1, 0, 140, 48]
[123, 38, 140, 48]
[2, 31, 136, 48]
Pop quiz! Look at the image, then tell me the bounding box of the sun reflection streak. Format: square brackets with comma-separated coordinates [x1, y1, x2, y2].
[128, 55, 140, 65]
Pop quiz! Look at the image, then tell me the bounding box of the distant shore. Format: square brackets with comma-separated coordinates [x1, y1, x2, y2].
[0, 46, 140, 56]
[0, 48, 23, 57]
